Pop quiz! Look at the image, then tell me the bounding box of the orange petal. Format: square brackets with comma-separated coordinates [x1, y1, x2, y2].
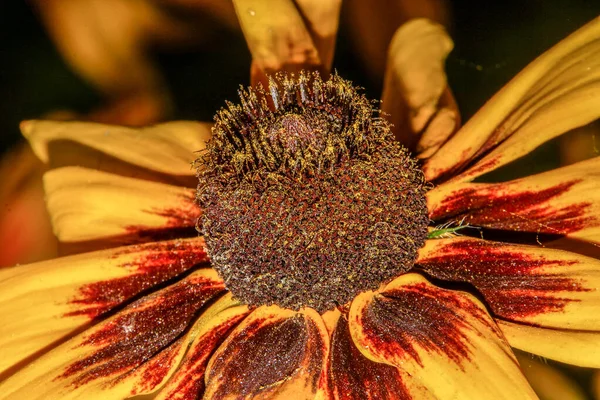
[418, 237, 600, 330]
[0, 238, 211, 376]
[21, 119, 211, 180]
[349, 273, 537, 399]
[204, 305, 329, 399]
[44, 166, 200, 247]
[423, 17, 600, 182]
[499, 320, 600, 368]
[0, 269, 225, 399]
[155, 295, 249, 400]
[381, 19, 459, 155]
[428, 157, 600, 244]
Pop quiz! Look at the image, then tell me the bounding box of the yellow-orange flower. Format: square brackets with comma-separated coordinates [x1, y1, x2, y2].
[1, 8, 600, 400]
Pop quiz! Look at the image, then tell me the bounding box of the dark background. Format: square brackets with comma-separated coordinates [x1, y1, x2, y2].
[1, 0, 599, 158]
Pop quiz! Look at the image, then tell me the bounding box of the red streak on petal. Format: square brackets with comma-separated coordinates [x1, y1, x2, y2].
[444, 131, 504, 180]
[361, 282, 497, 367]
[207, 316, 306, 398]
[207, 315, 325, 399]
[329, 316, 411, 399]
[428, 147, 475, 181]
[65, 239, 210, 320]
[124, 193, 201, 242]
[160, 312, 248, 400]
[131, 337, 183, 395]
[430, 180, 597, 235]
[461, 156, 500, 179]
[419, 240, 589, 319]
[57, 273, 224, 388]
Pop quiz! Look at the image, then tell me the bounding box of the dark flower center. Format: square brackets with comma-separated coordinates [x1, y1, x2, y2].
[196, 72, 429, 313]
[268, 114, 323, 153]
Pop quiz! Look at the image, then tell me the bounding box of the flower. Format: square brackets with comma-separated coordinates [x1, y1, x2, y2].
[1, 9, 600, 400]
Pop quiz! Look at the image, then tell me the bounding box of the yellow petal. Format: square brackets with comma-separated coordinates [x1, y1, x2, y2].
[349, 273, 537, 399]
[0, 269, 225, 400]
[21, 119, 211, 179]
[328, 310, 434, 399]
[204, 305, 330, 400]
[233, 0, 340, 86]
[343, 1, 450, 83]
[294, 0, 341, 72]
[155, 294, 249, 400]
[0, 237, 211, 376]
[515, 351, 588, 400]
[418, 237, 600, 330]
[499, 320, 600, 368]
[428, 157, 600, 244]
[44, 166, 200, 247]
[423, 17, 600, 182]
[234, 0, 320, 71]
[381, 19, 459, 155]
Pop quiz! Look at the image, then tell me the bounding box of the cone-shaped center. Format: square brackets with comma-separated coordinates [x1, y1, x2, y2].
[269, 114, 322, 153]
[197, 72, 429, 313]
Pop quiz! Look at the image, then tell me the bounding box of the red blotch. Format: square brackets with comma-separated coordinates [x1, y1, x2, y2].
[430, 180, 597, 235]
[159, 312, 248, 400]
[124, 193, 201, 242]
[328, 315, 412, 399]
[418, 240, 589, 319]
[207, 315, 326, 399]
[208, 317, 306, 398]
[57, 273, 225, 388]
[65, 239, 210, 320]
[360, 282, 497, 367]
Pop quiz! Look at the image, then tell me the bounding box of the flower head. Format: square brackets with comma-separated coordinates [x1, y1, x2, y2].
[1, 11, 600, 400]
[198, 72, 429, 312]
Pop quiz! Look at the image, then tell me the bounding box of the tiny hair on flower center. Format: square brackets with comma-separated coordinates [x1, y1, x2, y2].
[196, 71, 429, 313]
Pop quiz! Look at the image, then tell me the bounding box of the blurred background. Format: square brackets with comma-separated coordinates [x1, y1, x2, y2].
[0, 1, 599, 397]
[1, 0, 599, 151]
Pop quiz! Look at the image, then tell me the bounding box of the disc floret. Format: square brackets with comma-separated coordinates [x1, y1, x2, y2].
[197, 72, 429, 313]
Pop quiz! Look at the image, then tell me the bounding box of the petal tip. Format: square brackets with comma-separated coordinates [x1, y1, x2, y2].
[19, 120, 35, 137]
